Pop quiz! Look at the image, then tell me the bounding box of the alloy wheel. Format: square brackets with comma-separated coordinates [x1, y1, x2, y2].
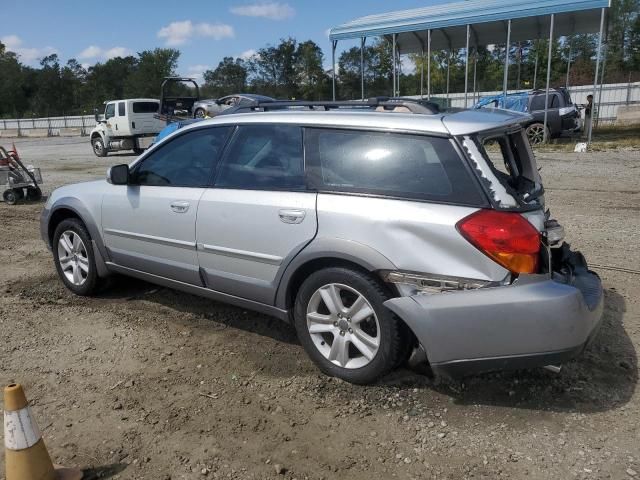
[527, 124, 546, 145]
[306, 283, 380, 369]
[57, 230, 89, 286]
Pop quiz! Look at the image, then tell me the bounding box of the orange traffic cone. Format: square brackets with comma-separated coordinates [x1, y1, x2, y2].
[4, 383, 83, 480]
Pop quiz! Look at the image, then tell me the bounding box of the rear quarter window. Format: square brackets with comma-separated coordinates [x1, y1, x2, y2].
[305, 128, 486, 206]
[132, 102, 159, 114]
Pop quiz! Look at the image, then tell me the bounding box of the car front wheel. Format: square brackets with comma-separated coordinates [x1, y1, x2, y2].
[294, 267, 403, 384]
[92, 137, 107, 157]
[194, 108, 206, 118]
[53, 218, 100, 296]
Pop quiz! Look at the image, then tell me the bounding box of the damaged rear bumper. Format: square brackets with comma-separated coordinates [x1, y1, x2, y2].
[384, 265, 603, 378]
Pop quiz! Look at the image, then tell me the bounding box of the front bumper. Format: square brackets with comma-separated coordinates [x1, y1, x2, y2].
[384, 261, 603, 377]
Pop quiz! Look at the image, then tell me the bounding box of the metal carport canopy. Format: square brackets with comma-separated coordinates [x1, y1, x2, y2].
[329, 0, 610, 52]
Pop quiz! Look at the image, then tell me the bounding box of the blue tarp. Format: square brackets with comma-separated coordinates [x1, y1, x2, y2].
[473, 93, 529, 112]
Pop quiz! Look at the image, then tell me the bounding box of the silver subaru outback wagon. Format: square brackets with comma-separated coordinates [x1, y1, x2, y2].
[41, 102, 603, 384]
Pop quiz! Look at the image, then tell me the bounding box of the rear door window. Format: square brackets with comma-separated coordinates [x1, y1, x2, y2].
[132, 102, 159, 114]
[305, 128, 485, 205]
[215, 125, 305, 190]
[118, 102, 125, 116]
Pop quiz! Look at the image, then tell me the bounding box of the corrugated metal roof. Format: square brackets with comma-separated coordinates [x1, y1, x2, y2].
[330, 0, 610, 52]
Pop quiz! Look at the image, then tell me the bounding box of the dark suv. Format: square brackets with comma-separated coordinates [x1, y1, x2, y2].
[474, 88, 580, 145]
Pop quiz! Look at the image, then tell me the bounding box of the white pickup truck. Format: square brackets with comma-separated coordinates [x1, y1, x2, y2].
[90, 99, 165, 157]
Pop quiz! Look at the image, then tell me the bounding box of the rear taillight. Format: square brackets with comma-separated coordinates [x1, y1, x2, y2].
[456, 210, 541, 274]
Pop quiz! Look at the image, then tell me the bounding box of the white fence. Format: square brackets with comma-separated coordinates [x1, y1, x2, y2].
[0, 115, 95, 135]
[420, 81, 640, 124]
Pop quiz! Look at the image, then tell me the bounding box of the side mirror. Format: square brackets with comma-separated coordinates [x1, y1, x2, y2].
[107, 164, 130, 185]
[94, 108, 100, 123]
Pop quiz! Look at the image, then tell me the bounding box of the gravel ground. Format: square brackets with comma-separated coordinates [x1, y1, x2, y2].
[1, 137, 639, 480]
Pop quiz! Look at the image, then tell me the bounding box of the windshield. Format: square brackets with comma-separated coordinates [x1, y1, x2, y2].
[461, 128, 544, 210]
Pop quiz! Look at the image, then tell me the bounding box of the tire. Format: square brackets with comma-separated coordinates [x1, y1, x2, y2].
[52, 218, 100, 296]
[294, 267, 403, 384]
[91, 136, 107, 157]
[3, 189, 18, 205]
[194, 108, 206, 119]
[26, 186, 42, 201]
[525, 123, 549, 146]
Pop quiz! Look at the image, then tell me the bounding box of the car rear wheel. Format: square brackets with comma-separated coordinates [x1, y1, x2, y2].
[92, 137, 107, 157]
[526, 123, 549, 146]
[294, 267, 403, 384]
[194, 108, 206, 119]
[53, 218, 100, 296]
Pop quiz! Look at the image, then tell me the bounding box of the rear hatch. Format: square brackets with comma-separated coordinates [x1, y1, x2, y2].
[457, 126, 560, 276]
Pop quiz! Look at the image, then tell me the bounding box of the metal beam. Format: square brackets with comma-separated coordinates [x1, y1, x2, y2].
[427, 29, 431, 100]
[332, 40, 337, 101]
[392, 33, 397, 96]
[360, 37, 366, 100]
[566, 41, 572, 88]
[420, 47, 425, 98]
[588, 7, 605, 145]
[543, 14, 555, 144]
[464, 24, 470, 108]
[533, 48, 539, 90]
[503, 19, 511, 105]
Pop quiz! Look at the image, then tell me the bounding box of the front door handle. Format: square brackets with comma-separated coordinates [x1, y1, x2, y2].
[279, 209, 305, 224]
[170, 201, 190, 213]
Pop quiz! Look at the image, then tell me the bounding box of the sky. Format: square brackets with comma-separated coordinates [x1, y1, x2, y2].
[0, 0, 449, 82]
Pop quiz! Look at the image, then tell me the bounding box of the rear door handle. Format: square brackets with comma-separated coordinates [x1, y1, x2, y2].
[278, 209, 306, 224]
[170, 201, 190, 213]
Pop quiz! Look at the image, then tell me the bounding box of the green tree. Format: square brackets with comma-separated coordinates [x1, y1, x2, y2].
[125, 48, 180, 98]
[203, 57, 248, 97]
[249, 38, 298, 98]
[294, 40, 328, 100]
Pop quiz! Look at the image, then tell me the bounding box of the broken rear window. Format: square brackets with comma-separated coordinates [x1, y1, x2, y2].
[461, 129, 544, 210]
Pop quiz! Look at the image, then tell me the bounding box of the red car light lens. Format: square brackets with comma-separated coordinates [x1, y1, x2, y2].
[457, 210, 541, 274]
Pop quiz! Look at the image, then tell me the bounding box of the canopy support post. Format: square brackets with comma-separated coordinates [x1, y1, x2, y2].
[464, 24, 470, 108]
[446, 49, 451, 103]
[360, 37, 366, 100]
[473, 49, 478, 104]
[420, 46, 425, 99]
[566, 41, 572, 88]
[596, 43, 607, 129]
[543, 14, 555, 144]
[533, 49, 539, 90]
[502, 19, 511, 106]
[392, 33, 397, 97]
[427, 30, 431, 100]
[331, 40, 337, 101]
[588, 7, 605, 145]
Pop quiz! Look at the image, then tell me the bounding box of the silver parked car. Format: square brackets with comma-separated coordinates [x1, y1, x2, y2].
[193, 94, 274, 118]
[41, 100, 603, 384]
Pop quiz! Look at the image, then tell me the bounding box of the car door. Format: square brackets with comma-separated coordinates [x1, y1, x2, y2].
[102, 126, 231, 285]
[104, 102, 116, 138]
[111, 101, 127, 136]
[196, 124, 317, 304]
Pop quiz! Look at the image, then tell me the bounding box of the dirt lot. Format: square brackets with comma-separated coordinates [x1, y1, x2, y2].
[1, 137, 639, 480]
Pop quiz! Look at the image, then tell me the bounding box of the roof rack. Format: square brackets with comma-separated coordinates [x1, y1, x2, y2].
[221, 96, 441, 116]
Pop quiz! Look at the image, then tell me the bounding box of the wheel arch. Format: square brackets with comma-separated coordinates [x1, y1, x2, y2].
[275, 237, 399, 312]
[46, 198, 110, 277]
